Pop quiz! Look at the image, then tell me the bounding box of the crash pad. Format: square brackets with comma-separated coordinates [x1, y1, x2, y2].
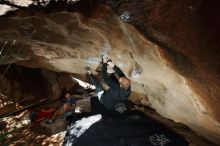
[63, 111, 188, 146]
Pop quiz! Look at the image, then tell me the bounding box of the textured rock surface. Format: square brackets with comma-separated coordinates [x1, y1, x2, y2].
[0, 64, 79, 106]
[0, 3, 219, 145]
[106, 0, 220, 124]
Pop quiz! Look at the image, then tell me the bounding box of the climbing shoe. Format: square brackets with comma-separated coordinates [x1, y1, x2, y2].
[45, 120, 53, 124]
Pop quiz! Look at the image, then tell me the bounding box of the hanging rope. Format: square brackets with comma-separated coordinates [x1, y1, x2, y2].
[117, 16, 135, 55]
[1, 45, 21, 81]
[0, 41, 7, 56]
[4, 40, 16, 56]
[117, 16, 142, 77]
[0, 29, 37, 81]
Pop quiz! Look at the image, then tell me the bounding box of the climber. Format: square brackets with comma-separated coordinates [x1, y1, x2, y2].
[86, 56, 131, 115]
[46, 92, 77, 124]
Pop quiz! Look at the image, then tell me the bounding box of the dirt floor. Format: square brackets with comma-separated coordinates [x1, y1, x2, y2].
[0, 103, 67, 146]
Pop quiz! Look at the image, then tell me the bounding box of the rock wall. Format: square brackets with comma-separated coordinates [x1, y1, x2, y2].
[0, 65, 79, 105]
[106, 0, 220, 124]
[0, 3, 219, 144]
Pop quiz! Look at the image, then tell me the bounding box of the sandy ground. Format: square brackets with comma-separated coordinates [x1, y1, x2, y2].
[0, 110, 66, 146]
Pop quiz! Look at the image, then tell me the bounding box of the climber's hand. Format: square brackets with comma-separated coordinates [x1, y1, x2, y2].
[107, 59, 115, 68]
[102, 55, 109, 64]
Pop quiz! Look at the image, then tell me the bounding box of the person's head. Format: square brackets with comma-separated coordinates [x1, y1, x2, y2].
[119, 77, 130, 90]
[65, 93, 71, 99]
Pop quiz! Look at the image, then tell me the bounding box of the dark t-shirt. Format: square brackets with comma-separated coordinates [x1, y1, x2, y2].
[65, 97, 77, 117]
[100, 64, 131, 110]
[65, 97, 76, 105]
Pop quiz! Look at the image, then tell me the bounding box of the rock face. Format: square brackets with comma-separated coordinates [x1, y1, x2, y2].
[0, 65, 79, 106]
[106, 0, 220, 124]
[0, 2, 219, 144]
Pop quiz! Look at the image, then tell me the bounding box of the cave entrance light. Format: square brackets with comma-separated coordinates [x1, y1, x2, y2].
[71, 77, 95, 90]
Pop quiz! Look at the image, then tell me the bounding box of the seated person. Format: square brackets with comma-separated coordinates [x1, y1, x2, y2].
[46, 93, 77, 124]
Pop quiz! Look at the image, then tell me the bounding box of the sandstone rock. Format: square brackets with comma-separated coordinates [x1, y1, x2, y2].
[0, 4, 219, 144]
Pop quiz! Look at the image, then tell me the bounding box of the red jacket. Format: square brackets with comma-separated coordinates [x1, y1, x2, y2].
[34, 110, 53, 122]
